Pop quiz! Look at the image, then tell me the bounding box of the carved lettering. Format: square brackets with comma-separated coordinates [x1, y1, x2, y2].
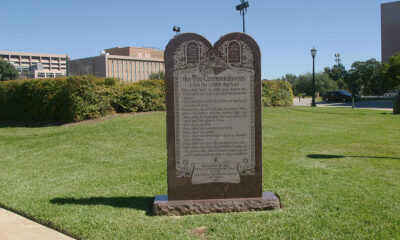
[228, 41, 241, 63]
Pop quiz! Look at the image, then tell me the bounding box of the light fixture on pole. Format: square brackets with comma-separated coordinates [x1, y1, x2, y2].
[172, 26, 181, 34]
[311, 47, 317, 107]
[236, 0, 249, 33]
[334, 53, 341, 64]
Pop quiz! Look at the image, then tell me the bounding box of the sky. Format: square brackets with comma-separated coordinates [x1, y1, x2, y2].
[0, 0, 396, 79]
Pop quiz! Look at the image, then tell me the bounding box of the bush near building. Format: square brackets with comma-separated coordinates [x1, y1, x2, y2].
[262, 80, 293, 107]
[0, 76, 292, 123]
[0, 76, 165, 123]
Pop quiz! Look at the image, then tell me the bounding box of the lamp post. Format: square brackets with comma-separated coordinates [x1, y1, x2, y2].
[311, 47, 317, 107]
[236, 0, 249, 33]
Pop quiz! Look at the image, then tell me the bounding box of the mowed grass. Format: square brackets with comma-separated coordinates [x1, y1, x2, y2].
[0, 108, 399, 239]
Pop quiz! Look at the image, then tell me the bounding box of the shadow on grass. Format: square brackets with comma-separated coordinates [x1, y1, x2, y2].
[307, 154, 400, 160]
[50, 196, 155, 216]
[0, 121, 65, 128]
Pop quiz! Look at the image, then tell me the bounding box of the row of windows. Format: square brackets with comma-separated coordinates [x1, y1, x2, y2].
[0, 56, 67, 62]
[37, 72, 64, 78]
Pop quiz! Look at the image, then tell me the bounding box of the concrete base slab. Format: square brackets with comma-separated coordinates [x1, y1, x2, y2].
[153, 191, 281, 216]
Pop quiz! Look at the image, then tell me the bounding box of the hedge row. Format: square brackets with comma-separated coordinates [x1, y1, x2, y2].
[262, 80, 293, 107]
[0, 77, 292, 123]
[0, 76, 165, 123]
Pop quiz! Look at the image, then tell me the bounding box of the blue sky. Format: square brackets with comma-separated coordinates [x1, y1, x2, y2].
[0, 0, 395, 79]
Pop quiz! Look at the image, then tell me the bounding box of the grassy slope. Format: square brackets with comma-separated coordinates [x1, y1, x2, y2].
[0, 108, 399, 239]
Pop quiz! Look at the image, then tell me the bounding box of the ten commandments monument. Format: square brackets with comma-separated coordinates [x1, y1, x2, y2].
[153, 32, 280, 215]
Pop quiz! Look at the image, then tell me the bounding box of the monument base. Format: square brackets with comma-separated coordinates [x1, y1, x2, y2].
[153, 192, 281, 216]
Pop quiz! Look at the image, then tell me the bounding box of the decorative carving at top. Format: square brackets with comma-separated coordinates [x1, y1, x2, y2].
[199, 41, 209, 60]
[174, 40, 209, 71]
[218, 41, 229, 62]
[238, 40, 254, 69]
[173, 43, 186, 71]
[173, 39, 254, 71]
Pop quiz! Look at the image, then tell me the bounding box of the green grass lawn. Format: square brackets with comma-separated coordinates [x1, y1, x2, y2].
[0, 108, 399, 239]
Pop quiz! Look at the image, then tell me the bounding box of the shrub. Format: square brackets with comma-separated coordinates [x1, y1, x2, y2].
[0, 76, 165, 123]
[262, 80, 293, 107]
[113, 80, 165, 113]
[1, 76, 295, 123]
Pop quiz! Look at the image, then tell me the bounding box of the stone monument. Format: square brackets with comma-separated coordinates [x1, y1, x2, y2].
[153, 32, 280, 215]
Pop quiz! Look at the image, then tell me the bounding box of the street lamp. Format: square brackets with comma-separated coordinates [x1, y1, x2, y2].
[311, 47, 317, 107]
[236, 0, 249, 33]
[172, 26, 181, 34]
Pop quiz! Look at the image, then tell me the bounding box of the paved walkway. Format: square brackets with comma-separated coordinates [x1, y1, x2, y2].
[0, 208, 74, 240]
[293, 98, 393, 111]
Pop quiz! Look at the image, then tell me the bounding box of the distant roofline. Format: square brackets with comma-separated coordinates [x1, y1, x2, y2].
[104, 46, 163, 51]
[0, 50, 67, 58]
[71, 54, 164, 62]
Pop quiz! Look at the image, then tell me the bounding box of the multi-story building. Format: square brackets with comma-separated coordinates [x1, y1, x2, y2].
[381, 1, 400, 62]
[0, 51, 68, 78]
[104, 46, 164, 59]
[69, 47, 164, 82]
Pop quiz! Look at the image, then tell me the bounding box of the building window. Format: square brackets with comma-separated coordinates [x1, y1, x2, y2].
[117, 61, 120, 79]
[55, 73, 63, 77]
[37, 72, 45, 78]
[121, 61, 124, 81]
[111, 60, 114, 78]
[46, 72, 54, 78]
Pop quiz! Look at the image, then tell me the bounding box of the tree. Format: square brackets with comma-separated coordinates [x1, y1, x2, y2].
[347, 59, 385, 96]
[149, 71, 165, 80]
[324, 63, 347, 81]
[0, 58, 19, 81]
[316, 72, 338, 95]
[281, 73, 297, 86]
[385, 52, 400, 90]
[324, 63, 348, 90]
[281, 73, 297, 94]
[294, 72, 337, 96]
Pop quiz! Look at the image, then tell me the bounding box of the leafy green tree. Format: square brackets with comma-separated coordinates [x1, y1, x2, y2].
[346, 59, 385, 96]
[280, 73, 297, 94]
[0, 58, 19, 81]
[324, 63, 347, 81]
[294, 73, 311, 96]
[149, 71, 165, 80]
[317, 72, 339, 95]
[282, 73, 297, 86]
[294, 72, 337, 96]
[385, 52, 400, 90]
[324, 63, 348, 90]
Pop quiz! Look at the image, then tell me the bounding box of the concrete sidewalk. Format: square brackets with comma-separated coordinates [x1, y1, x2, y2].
[0, 208, 74, 240]
[293, 98, 393, 111]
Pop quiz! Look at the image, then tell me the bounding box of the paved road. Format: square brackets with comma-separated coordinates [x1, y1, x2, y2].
[293, 98, 393, 111]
